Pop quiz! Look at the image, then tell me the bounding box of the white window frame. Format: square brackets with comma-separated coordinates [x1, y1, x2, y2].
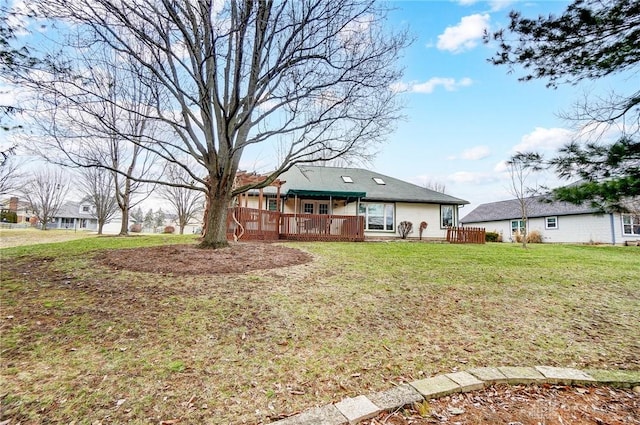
[622, 214, 640, 236]
[440, 205, 455, 228]
[511, 219, 526, 235]
[359, 202, 395, 232]
[300, 200, 329, 215]
[545, 216, 558, 230]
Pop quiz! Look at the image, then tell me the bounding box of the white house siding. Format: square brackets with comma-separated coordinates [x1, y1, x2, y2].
[390, 202, 446, 239]
[528, 214, 613, 244]
[612, 212, 640, 245]
[465, 213, 615, 244]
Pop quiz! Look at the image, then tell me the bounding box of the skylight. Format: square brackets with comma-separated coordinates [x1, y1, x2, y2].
[373, 177, 385, 185]
[341, 176, 353, 183]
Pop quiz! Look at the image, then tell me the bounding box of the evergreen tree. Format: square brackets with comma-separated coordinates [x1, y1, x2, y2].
[487, 0, 639, 210]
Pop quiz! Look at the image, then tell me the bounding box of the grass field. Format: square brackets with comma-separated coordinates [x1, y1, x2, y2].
[1, 234, 638, 424]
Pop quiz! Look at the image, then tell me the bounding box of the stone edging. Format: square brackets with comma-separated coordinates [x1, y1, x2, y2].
[271, 366, 640, 425]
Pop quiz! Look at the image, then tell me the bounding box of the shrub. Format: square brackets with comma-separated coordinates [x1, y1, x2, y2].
[485, 231, 500, 242]
[418, 221, 428, 240]
[397, 221, 413, 239]
[0, 211, 18, 223]
[129, 223, 142, 233]
[163, 226, 175, 234]
[527, 230, 543, 243]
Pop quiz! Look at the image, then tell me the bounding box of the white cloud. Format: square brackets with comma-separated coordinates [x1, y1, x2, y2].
[493, 160, 508, 173]
[392, 77, 472, 94]
[512, 127, 573, 153]
[461, 145, 491, 160]
[437, 14, 490, 53]
[488, 1, 515, 12]
[456, 0, 513, 11]
[447, 170, 497, 184]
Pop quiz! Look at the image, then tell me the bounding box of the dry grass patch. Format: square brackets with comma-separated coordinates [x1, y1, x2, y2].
[1, 240, 638, 424]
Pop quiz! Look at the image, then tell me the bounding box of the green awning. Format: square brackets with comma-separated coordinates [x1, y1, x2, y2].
[286, 189, 366, 198]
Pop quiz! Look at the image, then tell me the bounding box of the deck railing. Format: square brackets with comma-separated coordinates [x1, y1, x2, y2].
[226, 207, 365, 242]
[227, 207, 280, 241]
[446, 226, 486, 244]
[280, 213, 364, 242]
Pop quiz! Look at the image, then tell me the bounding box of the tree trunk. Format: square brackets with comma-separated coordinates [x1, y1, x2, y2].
[200, 194, 230, 248]
[97, 220, 104, 235]
[119, 208, 129, 235]
[179, 224, 185, 235]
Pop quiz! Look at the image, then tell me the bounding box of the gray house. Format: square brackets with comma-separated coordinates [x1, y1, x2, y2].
[48, 201, 99, 231]
[460, 196, 640, 245]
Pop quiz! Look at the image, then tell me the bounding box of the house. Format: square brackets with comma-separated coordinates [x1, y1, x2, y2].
[0, 196, 36, 225]
[47, 201, 99, 231]
[239, 165, 469, 240]
[459, 196, 640, 245]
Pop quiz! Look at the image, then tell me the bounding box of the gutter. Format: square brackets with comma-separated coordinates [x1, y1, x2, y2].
[609, 213, 616, 245]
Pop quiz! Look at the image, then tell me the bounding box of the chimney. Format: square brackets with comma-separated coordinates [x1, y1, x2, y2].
[9, 197, 18, 212]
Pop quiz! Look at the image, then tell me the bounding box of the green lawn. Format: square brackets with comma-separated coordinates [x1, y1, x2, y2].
[1, 238, 638, 424]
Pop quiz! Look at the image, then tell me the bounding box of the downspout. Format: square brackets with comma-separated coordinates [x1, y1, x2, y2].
[609, 213, 616, 245]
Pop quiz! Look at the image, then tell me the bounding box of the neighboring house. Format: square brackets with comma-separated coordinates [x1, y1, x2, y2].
[47, 201, 99, 231]
[240, 165, 468, 240]
[460, 196, 640, 245]
[0, 196, 36, 225]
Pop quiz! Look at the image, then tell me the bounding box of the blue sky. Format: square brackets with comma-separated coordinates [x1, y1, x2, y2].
[358, 0, 628, 212]
[4, 0, 633, 213]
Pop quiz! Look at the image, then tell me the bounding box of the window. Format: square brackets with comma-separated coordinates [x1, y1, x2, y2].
[511, 219, 526, 235]
[267, 199, 277, 211]
[440, 205, 455, 228]
[82, 205, 90, 212]
[622, 214, 640, 236]
[545, 216, 558, 229]
[341, 176, 353, 183]
[359, 203, 394, 231]
[301, 201, 329, 215]
[372, 177, 385, 185]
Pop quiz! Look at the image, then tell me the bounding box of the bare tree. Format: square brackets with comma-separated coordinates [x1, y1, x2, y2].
[78, 167, 118, 235]
[506, 152, 544, 248]
[424, 180, 446, 194]
[23, 42, 162, 235]
[21, 167, 70, 230]
[21, 0, 408, 248]
[160, 163, 204, 234]
[0, 146, 24, 196]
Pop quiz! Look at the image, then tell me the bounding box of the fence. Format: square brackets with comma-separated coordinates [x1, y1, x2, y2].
[446, 226, 486, 244]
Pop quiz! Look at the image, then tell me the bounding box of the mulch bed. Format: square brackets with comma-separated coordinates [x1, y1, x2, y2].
[362, 384, 640, 425]
[97, 242, 313, 275]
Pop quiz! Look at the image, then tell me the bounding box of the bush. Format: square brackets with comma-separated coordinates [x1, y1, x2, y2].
[397, 221, 413, 239]
[129, 223, 142, 233]
[485, 231, 500, 242]
[527, 230, 543, 244]
[0, 211, 18, 223]
[163, 226, 175, 234]
[418, 221, 428, 240]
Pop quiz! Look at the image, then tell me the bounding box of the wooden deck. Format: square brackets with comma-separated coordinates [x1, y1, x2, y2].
[226, 207, 365, 242]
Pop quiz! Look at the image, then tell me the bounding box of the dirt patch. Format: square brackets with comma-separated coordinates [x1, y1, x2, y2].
[362, 384, 640, 425]
[96, 242, 313, 275]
